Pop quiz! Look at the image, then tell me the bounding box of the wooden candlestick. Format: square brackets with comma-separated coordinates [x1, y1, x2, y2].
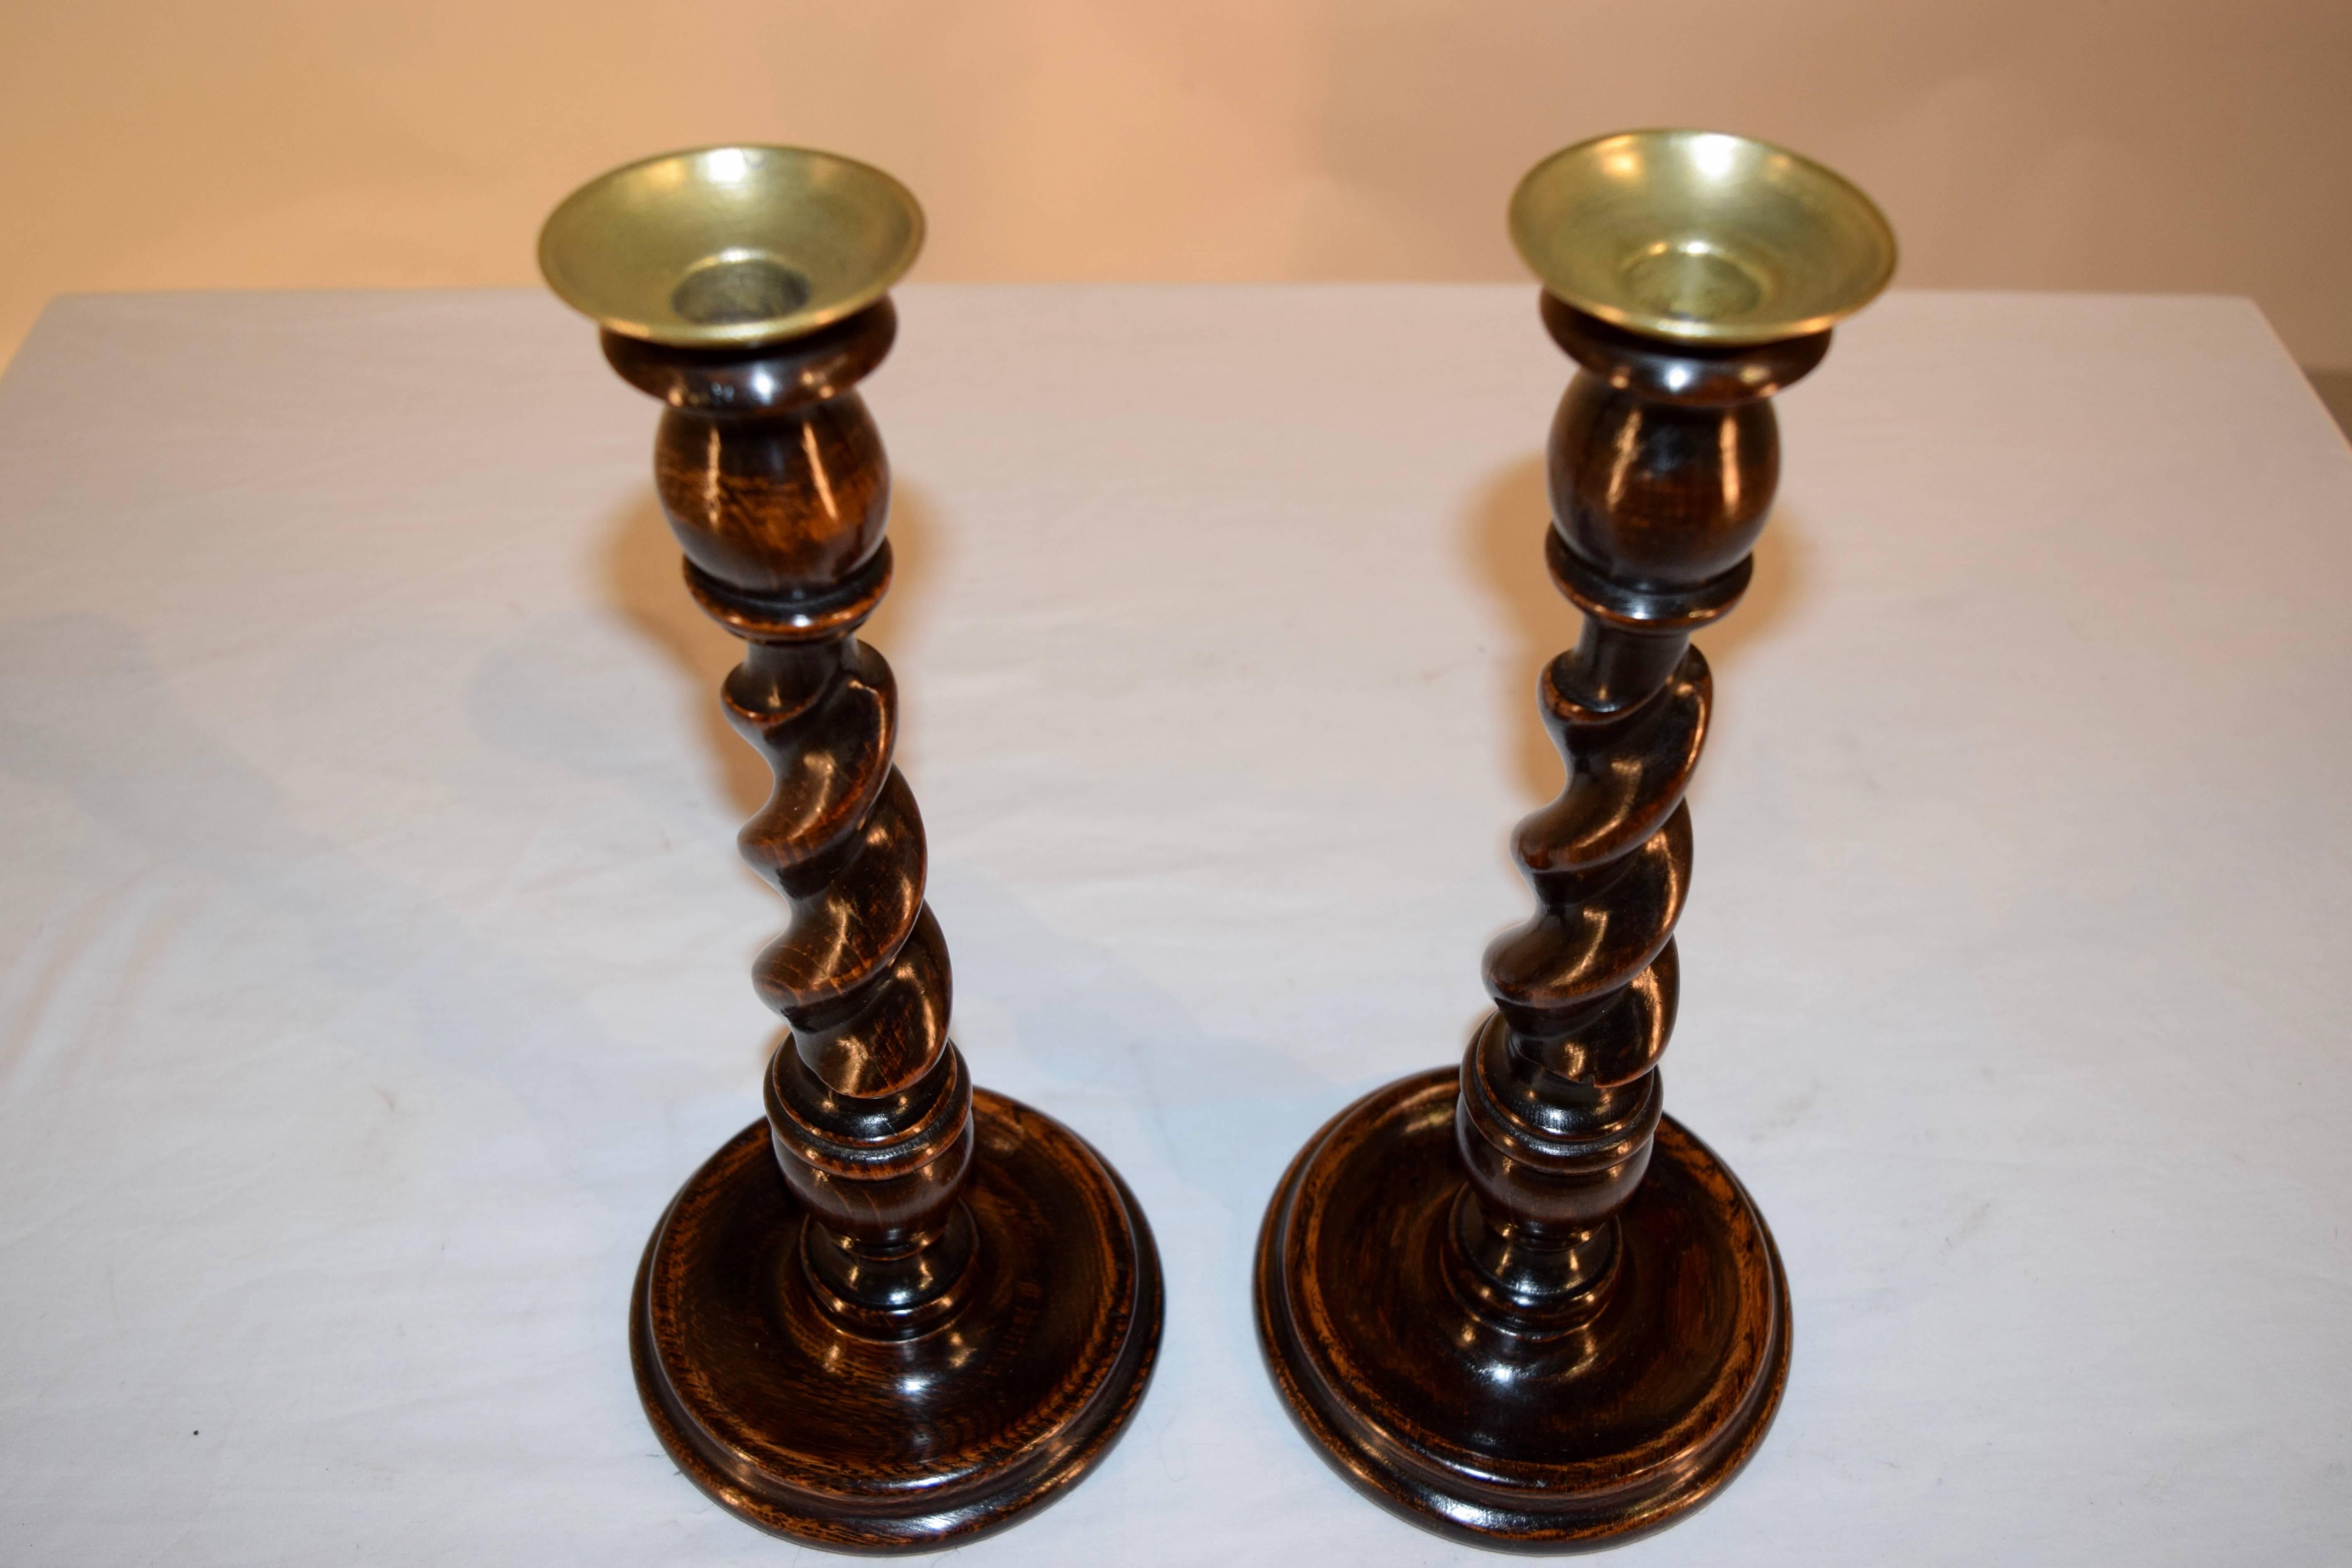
[541, 146, 1161, 1552]
[1254, 131, 1894, 1549]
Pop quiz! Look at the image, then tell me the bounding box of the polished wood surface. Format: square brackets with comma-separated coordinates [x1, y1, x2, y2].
[608, 300, 1162, 1551]
[1256, 294, 1823, 1549]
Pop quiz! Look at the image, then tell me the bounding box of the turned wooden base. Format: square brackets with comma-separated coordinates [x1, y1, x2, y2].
[1255, 1068, 1787, 1551]
[633, 1090, 1162, 1553]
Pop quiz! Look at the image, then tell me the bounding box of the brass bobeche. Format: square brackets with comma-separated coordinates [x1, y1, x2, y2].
[538, 144, 924, 349]
[1510, 129, 1895, 345]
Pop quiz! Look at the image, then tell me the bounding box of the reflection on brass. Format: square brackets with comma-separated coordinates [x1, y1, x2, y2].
[1509, 129, 1895, 345]
[538, 144, 924, 349]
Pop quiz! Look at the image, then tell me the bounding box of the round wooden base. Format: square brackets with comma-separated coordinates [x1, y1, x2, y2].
[633, 1091, 1162, 1553]
[1255, 1067, 1788, 1551]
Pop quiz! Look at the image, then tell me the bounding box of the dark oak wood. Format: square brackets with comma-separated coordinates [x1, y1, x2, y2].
[1256, 295, 1825, 1550]
[606, 301, 1162, 1552]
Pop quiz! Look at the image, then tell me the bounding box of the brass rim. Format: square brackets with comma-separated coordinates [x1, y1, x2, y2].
[539, 144, 924, 349]
[1509, 129, 1895, 346]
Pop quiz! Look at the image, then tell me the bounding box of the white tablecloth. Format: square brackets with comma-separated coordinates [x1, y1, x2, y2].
[2, 285, 2347, 1564]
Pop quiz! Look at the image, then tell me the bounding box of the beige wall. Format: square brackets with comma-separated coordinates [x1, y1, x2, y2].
[6, 0, 2349, 370]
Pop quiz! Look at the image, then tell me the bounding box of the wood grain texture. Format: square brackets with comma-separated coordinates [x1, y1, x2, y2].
[606, 299, 1162, 1551]
[1254, 294, 1818, 1550]
[634, 1100, 1161, 1550]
